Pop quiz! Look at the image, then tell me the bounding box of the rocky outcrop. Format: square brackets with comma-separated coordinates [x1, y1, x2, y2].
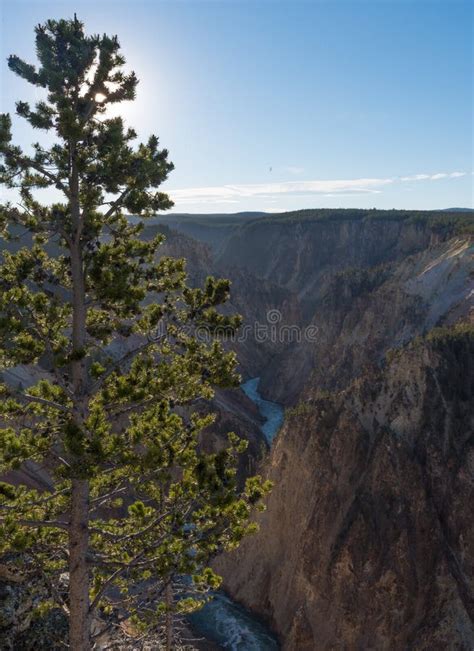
[0, 558, 68, 650]
[216, 326, 474, 649]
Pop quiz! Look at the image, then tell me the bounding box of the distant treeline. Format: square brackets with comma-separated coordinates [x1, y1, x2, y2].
[137, 208, 474, 235]
[254, 208, 474, 234]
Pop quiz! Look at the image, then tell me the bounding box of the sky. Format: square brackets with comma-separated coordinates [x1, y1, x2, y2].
[0, 0, 472, 213]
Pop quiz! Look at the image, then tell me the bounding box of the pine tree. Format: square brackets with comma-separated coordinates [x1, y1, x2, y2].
[0, 17, 270, 649]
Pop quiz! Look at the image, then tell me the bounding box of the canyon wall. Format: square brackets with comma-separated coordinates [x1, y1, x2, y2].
[155, 211, 472, 406]
[217, 327, 474, 649]
[197, 211, 473, 649]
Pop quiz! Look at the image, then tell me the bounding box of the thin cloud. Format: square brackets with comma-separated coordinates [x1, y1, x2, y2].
[169, 171, 468, 206]
[400, 172, 466, 182]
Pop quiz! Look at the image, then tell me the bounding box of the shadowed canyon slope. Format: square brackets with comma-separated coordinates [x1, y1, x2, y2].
[155, 210, 473, 402]
[154, 209, 474, 649]
[216, 328, 474, 649]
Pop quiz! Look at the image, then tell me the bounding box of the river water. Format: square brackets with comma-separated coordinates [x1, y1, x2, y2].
[188, 378, 283, 650]
[241, 377, 284, 444]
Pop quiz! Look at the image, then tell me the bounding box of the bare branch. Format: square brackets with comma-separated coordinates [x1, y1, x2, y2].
[101, 188, 131, 221]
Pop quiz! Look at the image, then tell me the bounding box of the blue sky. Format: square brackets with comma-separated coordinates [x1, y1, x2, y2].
[1, 0, 472, 212]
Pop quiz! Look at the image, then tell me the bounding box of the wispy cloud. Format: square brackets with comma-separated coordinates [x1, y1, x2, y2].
[399, 172, 466, 182]
[169, 171, 468, 206]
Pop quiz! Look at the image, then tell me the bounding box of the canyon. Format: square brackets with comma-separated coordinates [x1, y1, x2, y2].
[1, 208, 473, 649]
[155, 209, 474, 649]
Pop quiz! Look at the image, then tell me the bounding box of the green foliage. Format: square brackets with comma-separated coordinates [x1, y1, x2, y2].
[0, 15, 270, 645]
[285, 393, 331, 419]
[386, 322, 474, 366]
[326, 264, 391, 301]
[424, 321, 474, 345]
[285, 402, 315, 418]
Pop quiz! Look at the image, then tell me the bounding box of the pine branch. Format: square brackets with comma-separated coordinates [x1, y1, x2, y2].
[89, 511, 172, 544]
[89, 543, 171, 613]
[0, 486, 69, 510]
[7, 150, 69, 195]
[14, 391, 72, 414]
[89, 333, 166, 395]
[0, 517, 69, 529]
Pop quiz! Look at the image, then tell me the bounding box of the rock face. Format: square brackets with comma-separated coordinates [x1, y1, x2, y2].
[219, 212, 436, 296]
[259, 236, 474, 404]
[196, 211, 474, 650]
[151, 211, 473, 406]
[216, 328, 474, 649]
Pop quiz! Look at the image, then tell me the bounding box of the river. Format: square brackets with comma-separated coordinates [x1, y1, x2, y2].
[241, 377, 284, 444]
[188, 377, 283, 650]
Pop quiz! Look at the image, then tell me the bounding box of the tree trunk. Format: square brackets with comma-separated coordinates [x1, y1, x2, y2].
[68, 145, 91, 650]
[165, 582, 173, 651]
[69, 479, 91, 651]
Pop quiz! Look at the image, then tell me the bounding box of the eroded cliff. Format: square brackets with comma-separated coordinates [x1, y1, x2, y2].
[217, 325, 474, 649]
